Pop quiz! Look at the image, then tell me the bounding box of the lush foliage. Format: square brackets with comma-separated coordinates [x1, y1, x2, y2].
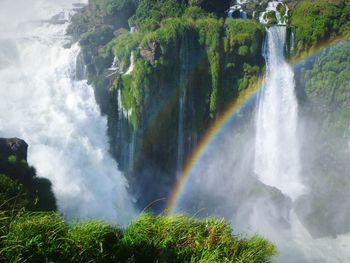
[0, 156, 56, 213]
[0, 174, 29, 212]
[294, 38, 350, 238]
[129, 0, 186, 32]
[0, 212, 276, 263]
[92, 0, 134, 15]
[291, 0, 350, 55]
[123, 213, 276, 263]
[302, 39, 350, 137]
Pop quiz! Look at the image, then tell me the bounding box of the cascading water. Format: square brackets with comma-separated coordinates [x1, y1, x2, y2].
[0, 0, 135, 224]
[176, 91, 186, 175]
[254, 26, 305, 199]
[176, 35, 189, 175]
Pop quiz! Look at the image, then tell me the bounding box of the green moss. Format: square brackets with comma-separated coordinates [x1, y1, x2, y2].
[238, 45, 249, 56]
[112, 32, 142, 68]
[141, 18, 192, 53]
[224, 19, 264, 55]
[195, 17, 222, 117]
[80, 26, 114, 48]
[7, 155, 16, 163]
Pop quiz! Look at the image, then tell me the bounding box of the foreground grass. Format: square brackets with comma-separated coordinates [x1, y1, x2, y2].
[0, 212, 276, 263]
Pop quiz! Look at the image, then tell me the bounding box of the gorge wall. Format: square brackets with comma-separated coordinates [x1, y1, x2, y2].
[69, 0, 350, 211]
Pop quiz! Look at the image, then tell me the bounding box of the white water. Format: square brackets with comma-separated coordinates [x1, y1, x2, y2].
[259, 0, 288, 25]
[124, 52, 135, 75]
[254, 26, 305, 200]
[176, 89, 186, 175]
[0, 0, 135, 224]
[173, 23, 350, 263]
[176, 35, 190, 175]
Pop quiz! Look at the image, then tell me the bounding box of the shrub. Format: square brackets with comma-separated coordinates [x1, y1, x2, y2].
[0, 174, 29, 212]
[0, 212, 276, 263]
[65, 220, 122, 262]
[93, 0, 134, 15]
[291, 0, 350, 54]
[122, 213, 276, 262]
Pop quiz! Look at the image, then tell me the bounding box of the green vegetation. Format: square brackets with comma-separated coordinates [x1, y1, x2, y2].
[0, 156, 56, 213]
[70, 0, 266, 198]
[290, 0, 350, 55]
[0, 143, 276, 262]
[302, 39, 350, 137]
[93, 0, 135, 15]
[129, 0, 185, 32]
[0, 174, 29, 212]
[294, 38, 350, 238]
[195, 17, 222, 117]
[263, 11, 278, 25]
[115, 13, 264, 121]
[0, 212, 276, 263]
[112, 32, 141, 67]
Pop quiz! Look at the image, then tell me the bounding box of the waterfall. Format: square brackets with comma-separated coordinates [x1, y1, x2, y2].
[176, 90, 186, 175]
[0, 0, 135, 224]
[124, 52, 135, 75]
[176, 35, 189, 175]
[254, 26, 305, 199]
[259, 1, 289, 25]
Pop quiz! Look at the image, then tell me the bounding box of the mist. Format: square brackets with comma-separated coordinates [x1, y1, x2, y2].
[175, 32, 350, 262]
[0, 0, 136, 225]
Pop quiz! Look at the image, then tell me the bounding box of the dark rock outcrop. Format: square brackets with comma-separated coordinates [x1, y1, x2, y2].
[0, 137, 28, 162]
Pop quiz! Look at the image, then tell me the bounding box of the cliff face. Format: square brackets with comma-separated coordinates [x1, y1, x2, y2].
[70, 0, 349, 211]
[70, 0, 265, 210]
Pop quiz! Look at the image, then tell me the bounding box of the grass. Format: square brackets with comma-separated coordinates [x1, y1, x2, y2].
[0, 212, 276, 263]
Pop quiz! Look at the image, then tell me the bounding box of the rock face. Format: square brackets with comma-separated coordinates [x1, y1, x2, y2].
[140, 42, 160, 62]
[0, 137, 28, 162]
[70, 1, 265, 211]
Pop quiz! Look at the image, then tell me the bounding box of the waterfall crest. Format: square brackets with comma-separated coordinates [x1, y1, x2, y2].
[254, 26, 305, 199]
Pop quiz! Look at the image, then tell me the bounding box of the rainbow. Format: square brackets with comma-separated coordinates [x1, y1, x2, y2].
[166, 35, 350, 214]
[166, 78, 263, 213]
